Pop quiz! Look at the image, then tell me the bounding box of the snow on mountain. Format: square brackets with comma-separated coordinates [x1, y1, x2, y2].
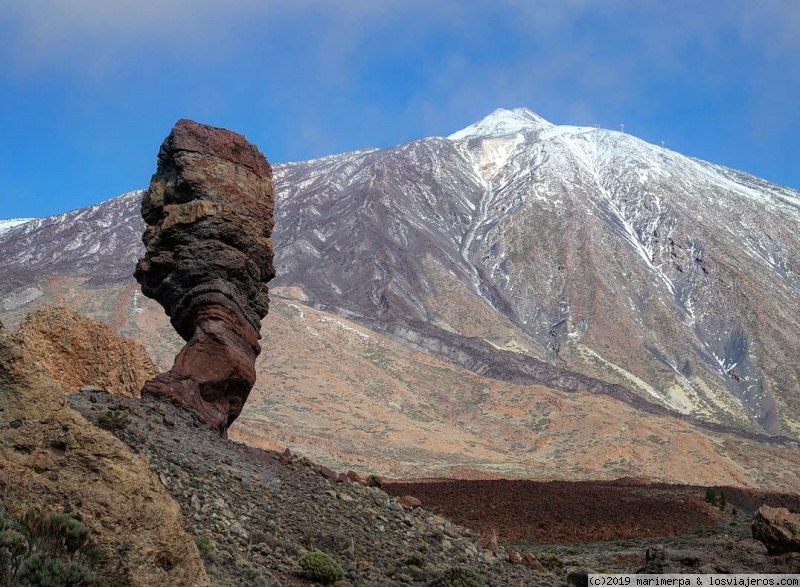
[271, 109, 800, 436]
[448, 107, 553, 141]
[2, 110, 800, 439]
[0, 218, 36, 237]
[0, 190, 144, 282]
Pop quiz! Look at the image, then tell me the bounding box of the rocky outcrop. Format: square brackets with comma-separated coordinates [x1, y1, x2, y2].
[16, 306, 158, 397]
[134, 119, 275, 435]
[752, 505, 800, 553]
[0, 318, 210, 586]
[638, 540, 789, 574]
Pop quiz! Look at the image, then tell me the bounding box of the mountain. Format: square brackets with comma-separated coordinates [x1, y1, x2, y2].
[272, 107, 800, 437]
[0, 218, 34, 237]
[2, 108, 800, 488]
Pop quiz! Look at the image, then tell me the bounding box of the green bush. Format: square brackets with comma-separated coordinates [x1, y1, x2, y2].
[404, 552, 428, 568]
[428, 566, 486, 587]
[194, 537, 216, 559]
[17, 555, 94, 587]
[0, 508, 100, 587]
[298, 550, 343, 585]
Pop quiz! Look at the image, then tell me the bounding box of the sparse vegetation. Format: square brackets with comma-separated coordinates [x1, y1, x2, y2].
[535, 552, 564, 572]
[95, 410, 129, 432]
[297, 550, 343, 585]
[193, 537, 216, 559]
[704, 488, 727, 511]
[0, 508, 101, 587]
[428, 566, 485, 587]
[405, 552, 428, 568]
[365, 474, 383, 488]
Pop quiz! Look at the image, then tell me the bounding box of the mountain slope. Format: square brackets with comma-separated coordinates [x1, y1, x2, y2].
[2, 108, 800, 448]
[271, 108, 800, 436]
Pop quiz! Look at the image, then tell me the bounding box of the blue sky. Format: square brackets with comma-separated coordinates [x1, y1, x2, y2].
[1, 1, 798, 219]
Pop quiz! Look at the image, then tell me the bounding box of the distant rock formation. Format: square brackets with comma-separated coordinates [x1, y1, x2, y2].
[16, 306, 158, 397]
[752, 505, 800, 553]
[134, 119, 275, 435]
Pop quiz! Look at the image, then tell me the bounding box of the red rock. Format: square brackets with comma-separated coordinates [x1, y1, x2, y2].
[135, 119, 275, 436]
[337, 472, 351, 486]
[507, 548, 523, 564]
[319, 466, 338, 481]
[752, 505, 800, 553]
[523, 552, 546, 572]
[443, 524, 460, 538]
[346, 471, 365, 484]
[399, 495, 422, 509]
[475, 529, 499, 556]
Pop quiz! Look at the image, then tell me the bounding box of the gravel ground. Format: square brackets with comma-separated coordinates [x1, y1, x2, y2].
[70, 390, 800, 584]
[70, 390, 560, 586]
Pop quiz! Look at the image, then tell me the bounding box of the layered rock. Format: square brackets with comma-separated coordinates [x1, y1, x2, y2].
[0, 318, 211, 586]
[16, 306, 158, 397]
[134, 119, 275, 435]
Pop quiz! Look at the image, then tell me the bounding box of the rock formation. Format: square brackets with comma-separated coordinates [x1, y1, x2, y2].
[16, 306, 159, 397]
[0, 318, 211, 586]
[134, 119, 275, 435]
[752, 505, 800, 553]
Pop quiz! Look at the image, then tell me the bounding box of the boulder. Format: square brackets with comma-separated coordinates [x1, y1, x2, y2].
[319, 466, 339, 481]
[567, 569, 590, 587]
[475, 529, 499, 556]
[135, 119, 275, 436]
[346, 470, 365, 484]
[522, 552, 546, 572]
[399, 495, 422, 509]
[507, 548, 523, 564]
[752, 505, 800, 553]
[16, 306, 158, 397]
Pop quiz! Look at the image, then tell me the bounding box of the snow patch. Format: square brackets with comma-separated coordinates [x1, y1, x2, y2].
[448, 107, 552, 141]
[317, 316, 371, 340]
[0, 218, 36, 237]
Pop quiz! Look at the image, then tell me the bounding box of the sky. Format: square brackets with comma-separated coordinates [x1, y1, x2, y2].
[1, 1, 799, 219]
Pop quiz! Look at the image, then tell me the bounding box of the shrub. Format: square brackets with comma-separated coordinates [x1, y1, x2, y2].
[17, 555, 94, 587]
[404, 552, 427, 568]
[0, 511, 28, 586]
[365, 475, 383, 488]
[536, 552, 564, 572]
[428, 566, 486, 587]
[298, 550, 343, 585]
[95, 411, 129, 432]
[194, 537, 216, 559]
[704, 488, 717, 507]
[0, 508, 100, 587]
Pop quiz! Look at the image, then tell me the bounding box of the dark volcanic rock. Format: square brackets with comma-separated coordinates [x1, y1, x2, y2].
[135, 119, 275, 435]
